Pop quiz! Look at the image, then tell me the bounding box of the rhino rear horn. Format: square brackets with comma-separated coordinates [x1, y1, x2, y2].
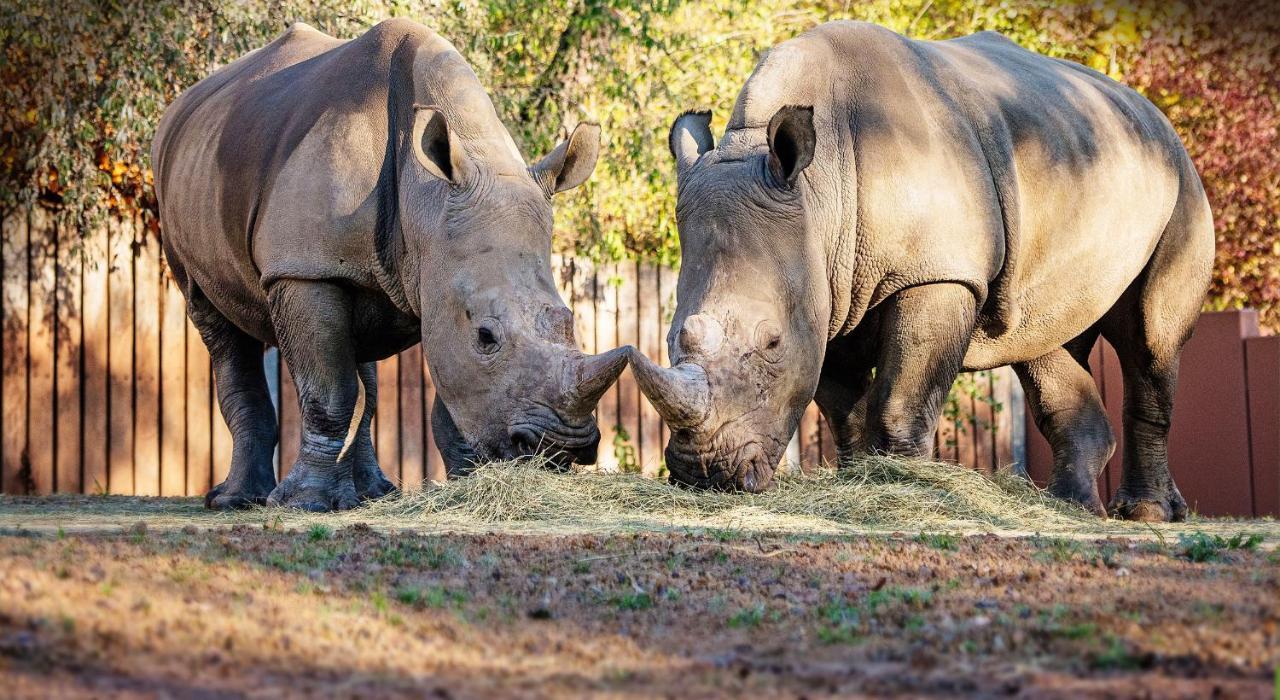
[628, 347, 710, 429]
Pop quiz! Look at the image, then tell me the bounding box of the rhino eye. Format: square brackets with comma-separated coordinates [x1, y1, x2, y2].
[475, 322, 502, 355]
[754, 320, 784, 363]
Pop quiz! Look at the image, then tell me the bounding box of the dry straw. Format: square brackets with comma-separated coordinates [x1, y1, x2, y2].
[327, 456, 1095, 535]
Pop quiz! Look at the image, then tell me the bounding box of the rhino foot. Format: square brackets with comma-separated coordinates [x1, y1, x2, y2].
[1108, 487, 1188, 523]
[1046, 474, 1107, 518]
[205, 478, 274, 511]
[354, 459, 397, 501]
[267, 466, 360, 512]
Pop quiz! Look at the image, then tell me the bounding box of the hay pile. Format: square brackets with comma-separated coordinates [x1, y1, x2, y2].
[329, 456, 1095, 535]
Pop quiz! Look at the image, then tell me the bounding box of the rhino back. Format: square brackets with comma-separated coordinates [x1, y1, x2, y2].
[724, 22, 1196, 365]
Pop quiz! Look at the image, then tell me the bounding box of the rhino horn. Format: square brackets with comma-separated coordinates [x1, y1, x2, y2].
[628, 347, 710, 429]
[564, 346, 630, 417]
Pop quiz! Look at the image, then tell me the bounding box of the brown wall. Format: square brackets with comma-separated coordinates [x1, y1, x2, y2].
[1025, 311, 1280, 517]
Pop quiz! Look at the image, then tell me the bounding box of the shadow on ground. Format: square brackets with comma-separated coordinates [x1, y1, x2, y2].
[1, 517, 1277, 698]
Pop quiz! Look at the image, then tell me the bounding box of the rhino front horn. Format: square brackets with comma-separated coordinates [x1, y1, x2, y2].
[628, 347, 710, 429]
[564, 346, 630, 417]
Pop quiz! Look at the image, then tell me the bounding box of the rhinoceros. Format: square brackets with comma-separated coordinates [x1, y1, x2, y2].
[153, 19, 628, 511]
[631, 21, 1213, 521]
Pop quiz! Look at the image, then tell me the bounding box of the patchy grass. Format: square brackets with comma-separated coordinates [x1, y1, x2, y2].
[611, 591, 654, 611]
[913, 531, 960, 550]
[1176, 531, 1265, 562]
[0, 524, 1275, 698]
[727, 603, 766, 628]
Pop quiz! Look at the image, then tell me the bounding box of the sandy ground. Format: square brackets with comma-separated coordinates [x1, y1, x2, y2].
[0, 498, 1277, 698]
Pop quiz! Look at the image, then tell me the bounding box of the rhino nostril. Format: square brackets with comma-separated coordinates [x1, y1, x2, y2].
[510, 427, 540, 456]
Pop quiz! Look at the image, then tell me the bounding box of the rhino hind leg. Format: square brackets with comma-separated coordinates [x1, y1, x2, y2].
[1098, 198, 1211, 523]
[1013, 339, 1114, 517]
[188, 284, 278, 510]
[350, 362, 397, 499]
[265, 280, 363, 512]
[1099, 322, 1189, 523]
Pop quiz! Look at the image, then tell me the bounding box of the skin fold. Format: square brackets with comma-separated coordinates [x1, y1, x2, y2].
[633, 21, 1213, 522]
[153, 19, 628, 512]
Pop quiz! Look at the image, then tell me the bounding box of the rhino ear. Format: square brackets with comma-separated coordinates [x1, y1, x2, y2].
[411, 105, 471, 185]
[669, 110, 714, 175]
[766, 105, 815, 187]
[530, 122, 601, 197]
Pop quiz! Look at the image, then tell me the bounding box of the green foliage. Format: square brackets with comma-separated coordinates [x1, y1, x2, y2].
[611, 591, 654, 610]
[1176, 531, 1264, 562]
[395, 584, 468, 608]
[815, 585, 934, 643]
[913, 531, 958, 550]
[374, 540, 463, 568]
[727, 603, 766, 628]
[612, 425, 640, 473]
[3, 0, 1277, 327]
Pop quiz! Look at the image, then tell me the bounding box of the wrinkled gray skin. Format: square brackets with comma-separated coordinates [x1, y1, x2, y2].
[153, 19, 628, 511]
[632, 22, 1213, 522]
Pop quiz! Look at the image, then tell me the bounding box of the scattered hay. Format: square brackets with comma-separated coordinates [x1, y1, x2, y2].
[323, 455, 1095, 535]
[5, 457, 1275, 540]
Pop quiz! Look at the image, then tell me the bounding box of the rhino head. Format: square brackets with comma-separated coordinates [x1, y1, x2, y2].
[632, 107, 825, 492]
[396, 106, 627, 474]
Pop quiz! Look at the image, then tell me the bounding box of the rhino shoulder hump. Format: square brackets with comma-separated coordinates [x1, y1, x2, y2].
[365, 17, 441, 48]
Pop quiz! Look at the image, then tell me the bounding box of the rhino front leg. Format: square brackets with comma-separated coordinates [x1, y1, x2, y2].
[266, 280, 362, 512]
[1013, 342, 1114, 516]
[813, 340, 874, 466]
[864, 283, 976, 456]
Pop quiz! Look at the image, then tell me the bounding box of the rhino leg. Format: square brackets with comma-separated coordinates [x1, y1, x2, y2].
[432, 397, 480, 478]
[864, 284, 976, 456]
[188, 284, 278, 510]
[813, 336, 875, 466]
[1100, 333, 1188, 523]
[350, 362, 397, 499]
[265, 280, 362, 512]
[1013, 340, 1113, 516]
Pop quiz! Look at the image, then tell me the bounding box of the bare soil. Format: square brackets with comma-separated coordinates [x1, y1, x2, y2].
[0, 499, 1277, 698]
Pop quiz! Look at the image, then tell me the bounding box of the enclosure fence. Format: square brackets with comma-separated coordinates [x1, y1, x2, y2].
[0, 206, 1017, 496]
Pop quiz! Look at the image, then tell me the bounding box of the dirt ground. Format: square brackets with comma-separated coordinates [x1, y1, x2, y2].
[0, 499, 1277, 698]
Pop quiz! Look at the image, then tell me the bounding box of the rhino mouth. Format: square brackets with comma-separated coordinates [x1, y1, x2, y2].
[664, 433, 780, 493]
[507, 403, 601, 468]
